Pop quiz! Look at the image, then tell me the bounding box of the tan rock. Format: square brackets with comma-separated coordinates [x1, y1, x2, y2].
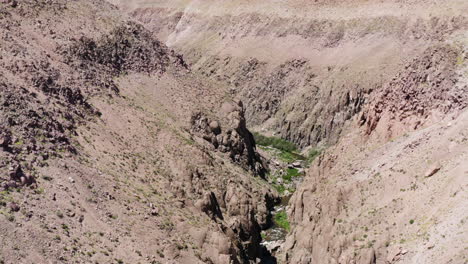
[425, 163, 441, 177]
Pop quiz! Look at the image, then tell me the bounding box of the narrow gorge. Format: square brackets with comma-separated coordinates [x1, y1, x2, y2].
[0, 0, 467, 264]
[117, 1, 468, 263]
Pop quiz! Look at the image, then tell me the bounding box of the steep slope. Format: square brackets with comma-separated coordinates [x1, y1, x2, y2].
[110, 0, 468, 263]
[282, 43, 468, 263]
[0, 1, 277, 263]
[2, 0, 467, 263]
[112, 0, 467, 148]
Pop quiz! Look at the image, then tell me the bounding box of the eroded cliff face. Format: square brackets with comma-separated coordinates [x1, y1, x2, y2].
[191, 100, 267, 178]
[282, 43, 468, 263]
[2, 0, 467, 263]
[116, 0, 467, 148]
[111, 0, 468, 263]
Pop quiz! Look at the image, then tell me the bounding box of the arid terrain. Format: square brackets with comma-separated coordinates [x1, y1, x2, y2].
[0, 0, 467, 263]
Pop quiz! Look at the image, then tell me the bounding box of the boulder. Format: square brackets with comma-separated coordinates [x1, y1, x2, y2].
[209, 121, 221, 135]
[292, 161, 302, 168]
[9, 202, 20, 212]
[425, 163, 441, 177]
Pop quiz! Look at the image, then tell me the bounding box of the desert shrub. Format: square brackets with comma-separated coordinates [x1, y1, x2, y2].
[274, 211, 290, 231]
[283, 168, 301, 182]
[306, 149, 321, 165]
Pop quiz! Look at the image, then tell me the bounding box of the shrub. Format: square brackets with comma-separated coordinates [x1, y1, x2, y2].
[274, 211, 290, 231]
[273, 184, 286, 194]
[283, 168, 301, 182]
[306, 149, 321, 165]
[56, 211, 64, 219]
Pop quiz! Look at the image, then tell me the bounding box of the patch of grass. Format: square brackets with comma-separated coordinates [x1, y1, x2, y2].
[252, 132, 297, 153]
[35, 188, 45, 195]
[274, 211, 290, 231]
[456, 55, 464, 65]
[253, 132, 307, 163]
[306, 149, 321, 165]
[273, 184, 286, 194]
[278, 151, 304, 163]
[283, 168, 301, 182]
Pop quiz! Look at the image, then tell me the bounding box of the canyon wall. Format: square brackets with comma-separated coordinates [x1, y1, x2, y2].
[117, 0, 467, 148]
[113, 0, 468, 263]
[1, 0, 466, 263]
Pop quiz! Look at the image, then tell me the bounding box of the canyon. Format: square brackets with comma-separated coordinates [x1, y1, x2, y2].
[0, 0, 467, 264]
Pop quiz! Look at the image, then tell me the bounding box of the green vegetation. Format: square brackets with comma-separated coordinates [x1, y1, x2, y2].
[253, 132, 306, 163]
[252, 132, 297, 153]
[278, 151, 304, 163]
[274, 211, 290, 232]
[273, 184, 286, 194]
[283, 168, 301, 182]
[306, 148, 321, 165]
[409, 219, 415, 225]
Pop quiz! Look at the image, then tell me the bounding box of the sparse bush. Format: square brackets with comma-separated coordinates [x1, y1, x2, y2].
[4, 213, 15, 222]
[306, 149, 321, 165]
[283, 168, 301, 182]
[273, 184, 286, 194]
[42, 175, 53, 181]
[56, 211, 64, 218]
[274, 211, 290, 231]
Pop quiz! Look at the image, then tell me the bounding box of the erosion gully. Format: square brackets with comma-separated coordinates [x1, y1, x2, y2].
[258, 145, 307, 263]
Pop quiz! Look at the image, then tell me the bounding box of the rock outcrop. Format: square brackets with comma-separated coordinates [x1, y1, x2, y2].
[361, 45, 468, 138]
[279, 30, 468, 264]
[191, 100, 267, 177]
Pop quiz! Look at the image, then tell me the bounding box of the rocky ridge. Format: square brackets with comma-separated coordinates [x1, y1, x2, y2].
[0, 1, 279, 263]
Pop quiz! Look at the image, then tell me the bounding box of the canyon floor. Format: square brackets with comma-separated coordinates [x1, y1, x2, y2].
[0, 0, 467, 264]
